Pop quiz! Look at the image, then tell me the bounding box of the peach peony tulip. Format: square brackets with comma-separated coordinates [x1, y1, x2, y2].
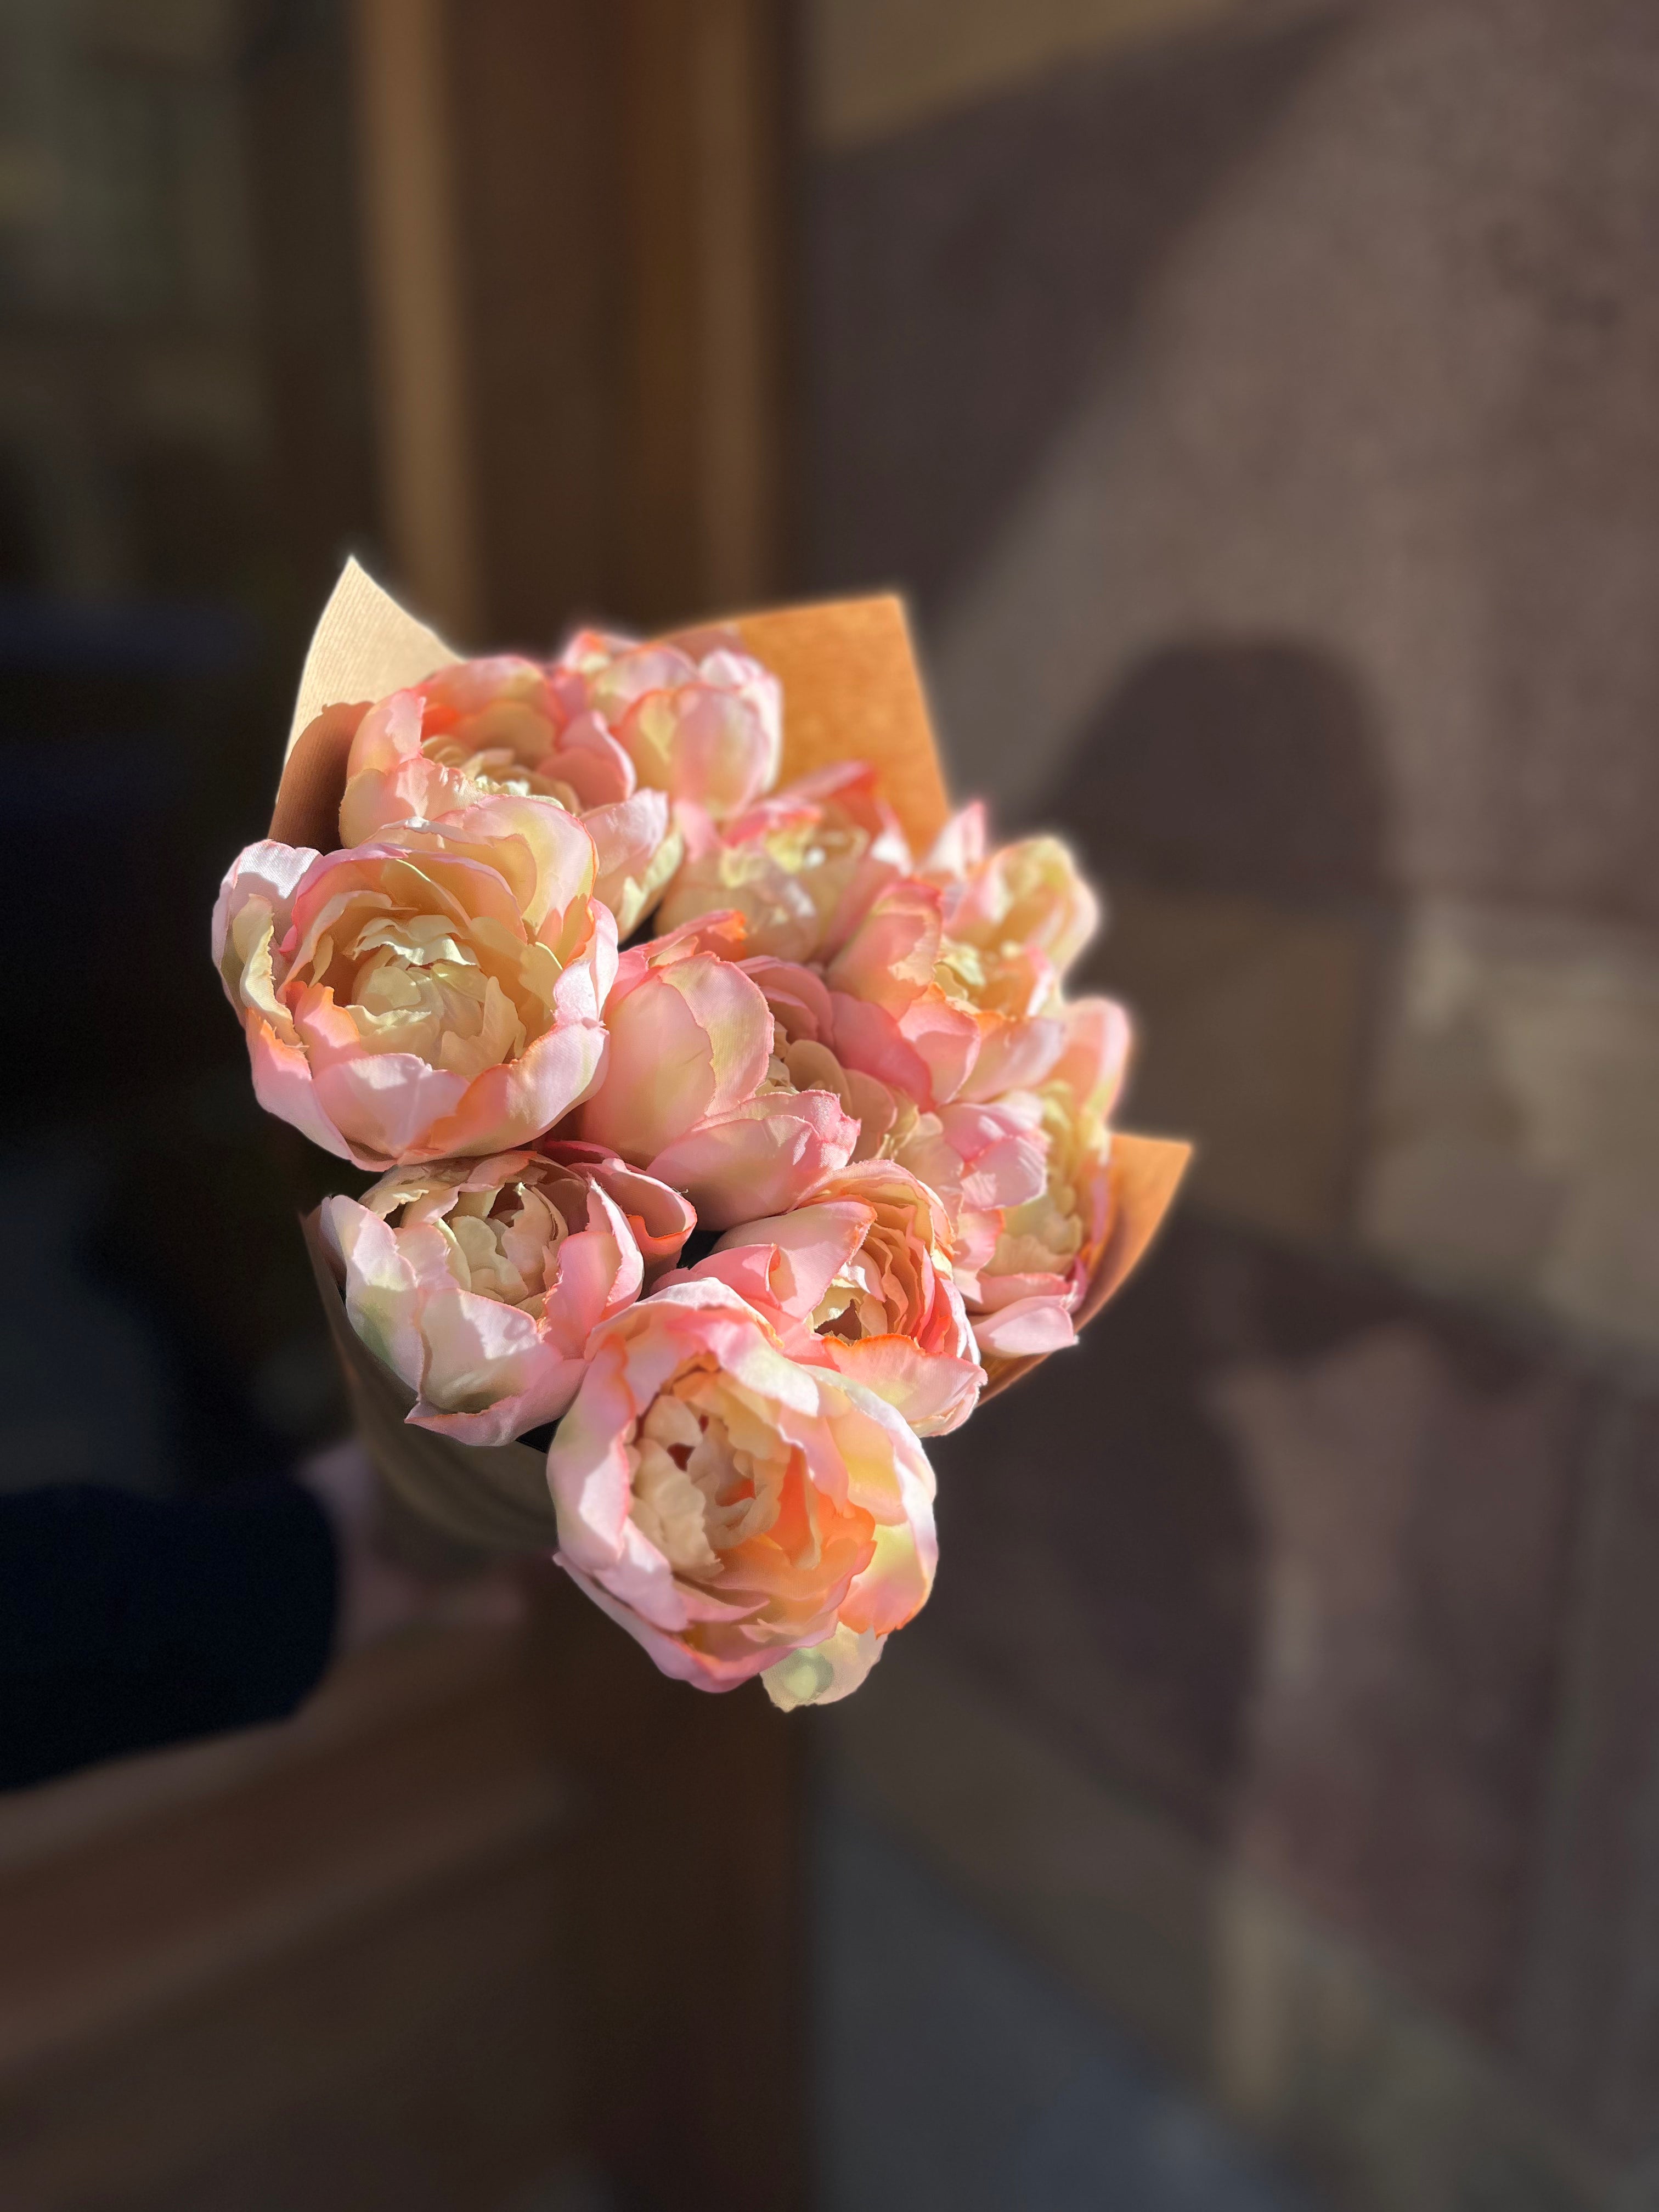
[895, 1094, 1049, 1267]
[214, 795, 616, 1171]
[655, 761, 911, 962]
[546, 1279, 936, 1703]
[671, 1160, 984, 1436]
[742, 954, 1055, 1328]
[566, 627, 782, 821]
[741, 954, 922, 1162]
[321, 1143, 694, 1444]
[574, 916, 857, 1229]
[964, 996, 1135, 1367]
[337, 657, 681, 938]
[918, 803, 1101, 981]
[827, 879, 1068, 1111]
[748, 934, 1131, 1370]
[538, 1137, 704, 1277]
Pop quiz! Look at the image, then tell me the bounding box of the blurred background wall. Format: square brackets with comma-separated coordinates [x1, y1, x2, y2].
[800, 2, 1659, 2208]
[2, 2, 1658, 2209]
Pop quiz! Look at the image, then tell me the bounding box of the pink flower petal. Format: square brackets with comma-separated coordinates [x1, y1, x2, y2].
[647, 1091, 859, 1229]
[970, 1296, 1078, 1358]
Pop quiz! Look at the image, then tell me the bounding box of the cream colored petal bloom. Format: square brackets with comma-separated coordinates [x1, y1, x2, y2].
[338, 657, 682, 939]
[656, 763, 911, 961]
[682, 1159, 984, 1435]
[323, 1145, 690, 1444]
[546, 1281, 936, 1697]
[215, 802, 615, 1170]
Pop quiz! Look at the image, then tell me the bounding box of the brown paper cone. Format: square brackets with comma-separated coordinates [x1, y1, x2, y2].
[733, 597, 952, 853]
[275, 563, 1190, 1533]
[286, 557, 454, 758]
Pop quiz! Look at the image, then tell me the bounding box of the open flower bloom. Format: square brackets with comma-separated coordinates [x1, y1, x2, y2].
[744, 954, 1048, 1301]
[547, 1279, 937, 1704]
[965, 996, 1135, 1368]
[213, 795, 617, 1170]
[656, 762, 911, 962]
[575, 916, 857, 1229]
[337, 657, 681, 937]
[827, 879, 1069, 1110]
[919, 805, 1099, 977]
[893, 1093, 1047, 1265]
[672, 1160, 984, 1436]
[561, 625, 782, 823]
[538, 1138, 703, 1277]
[321, 1144, 693, 1444]
[741, 955, 923, 1161]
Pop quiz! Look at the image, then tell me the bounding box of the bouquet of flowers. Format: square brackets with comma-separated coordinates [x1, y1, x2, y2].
[214, 562, 1188, 1709]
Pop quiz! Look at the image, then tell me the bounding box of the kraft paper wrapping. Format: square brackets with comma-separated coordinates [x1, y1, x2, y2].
[975, 1130, 1192, 1403]
[273, 562, 1189, 1544]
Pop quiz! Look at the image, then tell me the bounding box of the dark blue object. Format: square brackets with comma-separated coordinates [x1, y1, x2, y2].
[0, 1479, 338, 1791]
[0, 591, 254, 676]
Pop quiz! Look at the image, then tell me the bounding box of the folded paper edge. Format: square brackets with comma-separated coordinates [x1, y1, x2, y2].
[978, 1132, 1192, 1402]
[286, 557, 455, 759]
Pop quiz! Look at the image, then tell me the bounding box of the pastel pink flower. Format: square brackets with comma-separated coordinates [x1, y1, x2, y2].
[656, 761, 911, 962]
[827, 880, 1066, 1111]
[671, 1159, 984, 1436]
[964, 996, 1136, 1368]
[741, 953, 1062, 1366]
[321, 1143, 693, 1444]
[539, 1138, 704, 1277]
[894, 1094, 1049, 1265]
[741, 954, 922, 1161]
[574, 916, 857, 1229]
[213, 795, 617, 1170]
[563, 626, 782, 822]
[919, 803, 1101, 980]
[546, 1279, 936, 1704]
[337, 657, 680, 937]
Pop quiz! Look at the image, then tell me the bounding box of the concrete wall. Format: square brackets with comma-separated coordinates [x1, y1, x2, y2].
[804, 2, 1659, 2199]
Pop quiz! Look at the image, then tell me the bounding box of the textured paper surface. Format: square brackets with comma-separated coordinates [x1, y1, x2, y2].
[286, 557, 454, 759]
[736, 596, 952, 853]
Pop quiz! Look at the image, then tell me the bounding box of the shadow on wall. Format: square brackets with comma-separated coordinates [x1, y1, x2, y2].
[928, 636, 1398, 1848]
[1047, 637, 1397, 1246]
[1049, 639, 1394, 904]
[924, 631, 1595, 2069]
[931, 1210, 1266, 1851]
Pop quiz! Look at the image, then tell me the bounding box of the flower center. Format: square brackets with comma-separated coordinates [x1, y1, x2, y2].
[990, 1170, 1083, 1277]
[810, 1216, 922, 1344]
[290, 873, 561, 1078]
[392, 1169, 575, 1313]
[628, 1384, 780, 1576]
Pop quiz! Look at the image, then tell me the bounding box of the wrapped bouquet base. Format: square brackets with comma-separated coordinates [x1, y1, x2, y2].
[303, 1209, 556, 1558]
[222, 560, 1190, 1702]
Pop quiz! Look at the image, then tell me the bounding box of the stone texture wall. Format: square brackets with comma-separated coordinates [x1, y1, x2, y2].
[805, 0, 1659, 2196]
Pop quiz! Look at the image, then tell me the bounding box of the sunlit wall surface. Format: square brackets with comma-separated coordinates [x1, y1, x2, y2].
[805, 4, 1659, 2207]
